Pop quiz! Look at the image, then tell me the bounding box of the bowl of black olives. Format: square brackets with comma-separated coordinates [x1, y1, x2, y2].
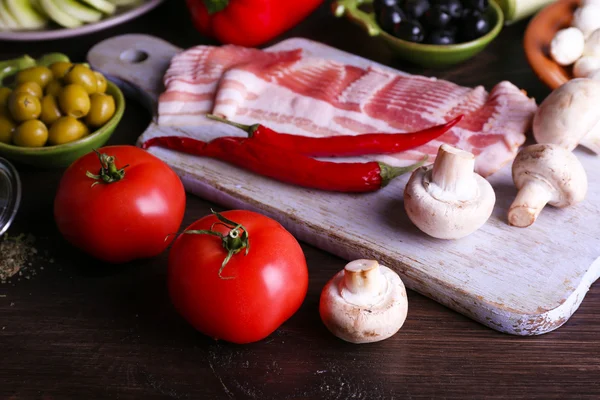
[333, 0, 504, 68]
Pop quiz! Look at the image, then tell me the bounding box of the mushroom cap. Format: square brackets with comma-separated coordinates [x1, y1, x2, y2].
[573, 56, 600, 78]
[550, 27, 585, 65]
[403, 165, 496, 240]
[589, 69, 600, 81]
[319, 265, 407, 344]
[584, 28, 600, 58]
[512, 144, 588, 208]
[572, 5, 600, 38]
[532, 78, 600, 150]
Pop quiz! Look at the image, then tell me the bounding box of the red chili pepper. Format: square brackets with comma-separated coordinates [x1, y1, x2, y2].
[142, 136, 426, 193]
[185, 0, 324, 47]
[206, 114, 464, 157]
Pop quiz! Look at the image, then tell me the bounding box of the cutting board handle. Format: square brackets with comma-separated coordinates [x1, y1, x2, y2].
[87, 34, 181, 118]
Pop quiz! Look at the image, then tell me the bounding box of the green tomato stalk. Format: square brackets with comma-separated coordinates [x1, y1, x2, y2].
[184, 209, 250, 280]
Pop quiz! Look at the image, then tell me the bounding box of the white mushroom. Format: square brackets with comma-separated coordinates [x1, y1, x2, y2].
[550, 27, 585, 65]
[532, 78, 600, 154]
[589, 69, 600, 80]
[508, 144, 588, 228]
[319, 259, 408, 344]
[573, 56, 600, 77]
[403, 144, 496, 240]
[583, 28, 600, 57]
[582, 0, 600, 5]
[572, 5, 600, 38]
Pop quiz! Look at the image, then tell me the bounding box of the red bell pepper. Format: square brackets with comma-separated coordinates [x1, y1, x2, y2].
[185, 0, 324, 47]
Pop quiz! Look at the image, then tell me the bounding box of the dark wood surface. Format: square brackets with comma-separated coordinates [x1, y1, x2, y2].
[2, 2, 599, 399]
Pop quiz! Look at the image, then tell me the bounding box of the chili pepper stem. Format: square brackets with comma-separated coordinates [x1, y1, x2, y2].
[86, 150, 129, 186]
[379, 156, 429, 187]
[183, 209, 250, 280]
[206, 114, 261, 137]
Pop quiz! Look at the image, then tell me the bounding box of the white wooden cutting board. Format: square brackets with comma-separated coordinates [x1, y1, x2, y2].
[88, 34, 600, 336]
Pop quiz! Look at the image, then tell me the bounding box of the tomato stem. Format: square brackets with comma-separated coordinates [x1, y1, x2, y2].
[184, 209, 250, 279]
[86, 150, 129, 186]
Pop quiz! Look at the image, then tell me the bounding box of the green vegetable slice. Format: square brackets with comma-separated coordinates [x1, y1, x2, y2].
[109, 0, 143, 6]
[54, 0, 102, 22]
[79, 0, 116, 14]
[5, 0, 47, 29]
[0, 0, 21, 29]
[39, 0, 82, 28]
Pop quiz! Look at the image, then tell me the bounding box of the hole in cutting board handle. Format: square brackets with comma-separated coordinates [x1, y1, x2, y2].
[120, 49, 149, 64]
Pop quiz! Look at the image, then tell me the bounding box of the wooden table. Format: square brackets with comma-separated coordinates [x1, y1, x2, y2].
[2, 2, 599, 399]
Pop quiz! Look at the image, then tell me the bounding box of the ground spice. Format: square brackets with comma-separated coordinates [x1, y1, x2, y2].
[0, 233, 39, 283]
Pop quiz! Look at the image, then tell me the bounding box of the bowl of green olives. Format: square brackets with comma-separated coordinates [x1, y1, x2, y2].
[0, 54, 125, 168]
[333, 0, 504, 68]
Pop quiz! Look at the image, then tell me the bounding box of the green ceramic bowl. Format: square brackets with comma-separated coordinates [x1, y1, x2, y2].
[333, 0, 504, 68]
[0, 81, 125, 168]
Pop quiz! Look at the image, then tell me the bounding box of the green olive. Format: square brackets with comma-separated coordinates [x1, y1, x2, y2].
[40, 95, 62, 126]
[95, 72, 107, 94]
[49, 61, 73, 80]
[8, 92, 42, 122]
[13, 81, 43, 98]
[0, 87, 11, 109]
[0, 115, 16, 144]
[48, 116, 88, 145]
[63, 64, 97, 94]
[85, 93, 115, 128]
[58, 84, 91, 118]
[13, 119, 48, 147]
[15, 66, 54, 89]
[45, 80, 63, 97]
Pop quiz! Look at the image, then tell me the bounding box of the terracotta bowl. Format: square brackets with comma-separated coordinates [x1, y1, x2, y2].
[524, 0, 580, 90]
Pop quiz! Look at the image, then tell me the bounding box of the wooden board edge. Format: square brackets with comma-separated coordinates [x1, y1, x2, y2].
[170, 164, 600, 336]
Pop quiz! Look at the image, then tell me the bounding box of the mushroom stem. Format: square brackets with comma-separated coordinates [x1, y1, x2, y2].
[581, 121, 600, 154]
[340, 260, 385, 306]
[508, 180, 554, 227]
[430, 144, 477, 201]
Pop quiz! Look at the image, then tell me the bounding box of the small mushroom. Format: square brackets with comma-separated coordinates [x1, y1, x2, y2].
[319, 259, 408, 344]
[550, 27, 585, 65]
[532, 78, 600, 154]
[572, 5, 600, 38]
[508, 144, 588, 228]
[589, 69, 600, 81]
[583, 28, 600, 57]
[573, 56, 600, 77]
[403, 144, 496, 240]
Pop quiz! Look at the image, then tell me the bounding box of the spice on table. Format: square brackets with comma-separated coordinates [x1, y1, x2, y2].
[206, 114, 464, 157]
[0, 233, 38, 282]
[143, 136, 427, 193]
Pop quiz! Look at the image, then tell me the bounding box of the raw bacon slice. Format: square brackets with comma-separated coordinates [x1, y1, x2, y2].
[158, 44, 536, 177]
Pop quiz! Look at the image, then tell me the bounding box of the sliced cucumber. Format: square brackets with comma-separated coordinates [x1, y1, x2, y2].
[54, 0, 102, 22]
[0, 0, 21, 29]
[79, 0, 116, 14]
[39, 0, 82, 28]
[5, 0, 47, 29]
[109, 0, 142, 6]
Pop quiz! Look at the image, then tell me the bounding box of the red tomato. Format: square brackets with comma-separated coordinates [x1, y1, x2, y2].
[54, 145, 186, 263]
[168, 210, 308, 344]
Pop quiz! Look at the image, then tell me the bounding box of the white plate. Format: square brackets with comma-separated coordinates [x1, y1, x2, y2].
[0, 0, 164, 41]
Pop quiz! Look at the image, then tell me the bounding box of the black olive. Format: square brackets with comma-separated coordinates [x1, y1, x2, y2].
[462, 0, 488, 12]
[378, 6, 406, 33]
[393, 19, 425, 42]
[373, 0, 399, 16]
[402, 0, 430, 19]
[423, 6, 452, 28]
[427, 29, 456, 45]
[460, 9, 490, 42]
[435, 0, 463, 18]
